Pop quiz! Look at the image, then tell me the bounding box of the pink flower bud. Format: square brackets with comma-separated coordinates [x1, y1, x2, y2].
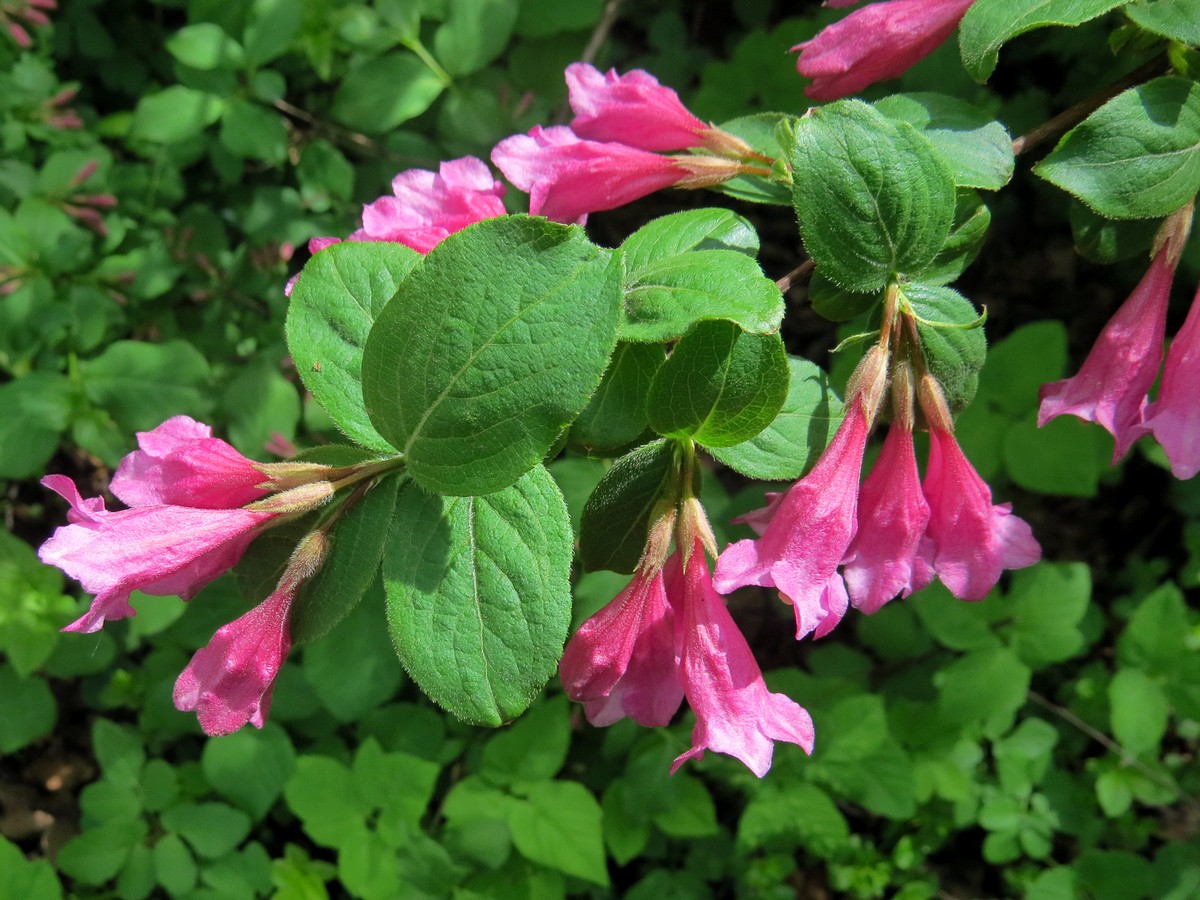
[794, 0, 976, 100]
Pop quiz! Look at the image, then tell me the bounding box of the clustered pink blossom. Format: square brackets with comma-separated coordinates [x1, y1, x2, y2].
[2, 0, 55, 49]
[717, 348, 1040, 639]
[794, 0, 976, 100]
[560, 536, 814, 777]
[1039, 232, 1200, 480]
[491, 63, 764, 224]
[39, 416, 334, 735]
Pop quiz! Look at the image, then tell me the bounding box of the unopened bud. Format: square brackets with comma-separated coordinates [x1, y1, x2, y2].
[846, 344, 890, 422]
[279, 530, 331, 591]
[246, 480, 335, 516]
[916, 372, 954, 434]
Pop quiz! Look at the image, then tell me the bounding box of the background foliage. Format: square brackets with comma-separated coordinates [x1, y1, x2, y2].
[1, 0, 1198, 898]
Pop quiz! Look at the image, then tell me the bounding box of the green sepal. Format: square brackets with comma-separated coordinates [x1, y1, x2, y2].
[707, 113, 797, 205]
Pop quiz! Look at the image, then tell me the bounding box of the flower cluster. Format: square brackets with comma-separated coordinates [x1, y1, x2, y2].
[2, 0, 55, 49]
[38, 416, 379, 735]
[491, 63, 768, 223]
[794, 0, 976, 100]
[560, 501, 814, 777]
[716, 304, 1040, 641]
[1039, 205, 1199, 479]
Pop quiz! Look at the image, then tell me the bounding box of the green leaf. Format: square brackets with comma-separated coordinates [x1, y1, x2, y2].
[1127, 0, 1200, 44]
[1118, 582, 1189, 675]
[1035, 78, 1200, 220]
[351, 739, 441, 827]
[1004, 563, 1092, 666]
[56, 821, 147, 885]
[0, 836, 61, 900]
[79, 340, 212, 434]
[508, 781, 608, 886]
[305, 593, 404, 721]
[579, 439, 677, 574]
[288, 241, 421, 452]
[738, 783, 849, 852]
[283, 756, 362, 848]
[570, 342, 663, 454]
[166, 23, 246, 70]
[153, 833, 197, 895]
[201, 723, 296, 820]
[937, 647, 1032, 731]
[0, 531, 71, 677]
[707, 356, 842, 480]
[903, 282, 987, 413]
[219, 101, 288, 163]
[621, 250, 784, 343]
[921, 189, 993, 285]
[620, 208, 760, 269]
[876, 92, 1015, 190]
[651, 775, 719, 838]
[434, 0, 519, 76]
[788, 100, 957, 292]
[243, 0, 304, 65]
[959, 0, 1129, 81]
[161, 802, 251, 859]
[221, 359, 301, 460]
[1069, 202, 1158, 263]
[91, 720, 145, 786]
[1109, 668, 1170, 756]
[0, 373, 73, 479]
[291, 472, 403, 643]
[331, 52, 445, 133]
[130, 86, 226, 142]
[481, 694, 571, 785]
[1003, 416, 1111, 496]
[808, 273, 880, 323]
[363, 216, 621, 496]
[383, 466, 573, 726]
[646, 320, 788, 448]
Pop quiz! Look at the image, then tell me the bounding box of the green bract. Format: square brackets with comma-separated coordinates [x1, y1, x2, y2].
[362, 215, 622, 496]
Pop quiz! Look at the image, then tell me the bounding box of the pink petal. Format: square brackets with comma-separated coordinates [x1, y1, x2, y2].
[713, 401, 870, 639]
[566, 62, 709, 152]
[174, 585, 295, 735]
[111, 416, 267, 509]
[669, 541, 815, 777]
[491, 125, 686, 223]
[1137, 283, 1200, 479]
[922, 429, 1040, 601]
[843, 425, 933, 613]
[559, 566, 683, 728]
[794, 0, 976, 100]
[1038, 248, 1177, 461]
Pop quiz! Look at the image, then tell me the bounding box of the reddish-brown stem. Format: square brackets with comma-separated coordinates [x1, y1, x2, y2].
[775, 258, 814, 292]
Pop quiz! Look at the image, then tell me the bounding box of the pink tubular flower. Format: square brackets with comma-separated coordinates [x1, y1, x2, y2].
[670, 540, 815, 777]
[794, 0, 976, 100]
[359, 156, 507, 253]
[491, 125, 690, 224]
[843, 424, 934, 614]
[38, 475, 274, 633]
[111, 416, 268, 509]
[173, 584, 294, 735]
[558, 564, 684, 727]
[922, 428, 1040, 601]
[1137, 283, 1200, 479]
[713, 399, 871, 639]
[566, 62, 713, 153]
[1037, 246, 1177, 461]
